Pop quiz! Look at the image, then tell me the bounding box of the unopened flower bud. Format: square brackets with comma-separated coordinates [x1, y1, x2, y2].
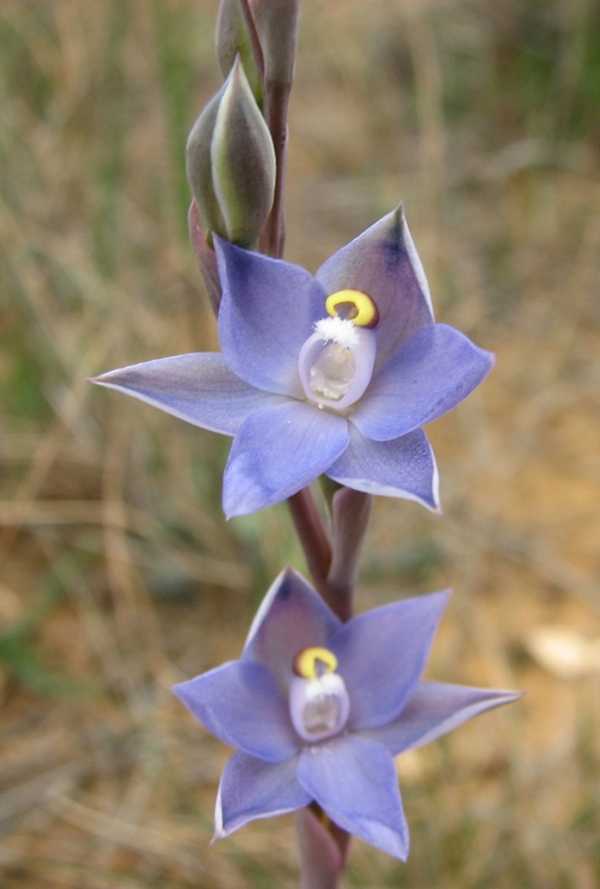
[216, 0, 263, 102]
[210, 57, 275, 247]
[251, 0, 299, 85]
[186, 86, 228, 239]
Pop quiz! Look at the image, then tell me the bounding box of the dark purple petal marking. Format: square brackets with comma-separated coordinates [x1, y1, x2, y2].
[243, 568, 341, 689]
[297, 736, 409, 860]
[92, 353, 274, 436]
[173, 659, 299, 763]
[353, 323, 494, 441]
[363, 682, 521, 756]
[223, 399, 350, 518]
[215, 236, 328, 396]
[316, 207, 434, 370]
[329, 591, 449, 731]
[327, 428, 440, 511]
[215, 751, 308, 839]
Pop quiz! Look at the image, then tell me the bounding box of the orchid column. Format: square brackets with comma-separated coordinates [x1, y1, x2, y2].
[93, 2, 519, 886]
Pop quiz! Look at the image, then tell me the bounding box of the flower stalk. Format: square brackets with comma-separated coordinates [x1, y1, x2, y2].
[255, 4, 360, 872]
[260, 77, 291, 256]
[254, 0, 299, 256]
[287, 489, 332, 603]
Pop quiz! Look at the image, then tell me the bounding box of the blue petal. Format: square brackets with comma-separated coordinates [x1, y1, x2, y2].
[363, 682, 520, 755]
[223, 400, 350, 518]
[327, 428, 440, 512]
[297, 736, 409, 860]
[93, 353, 275, 436]
[215, 751, 309, 838]
[329, 591, 449, 730]
[243, 568, 342, 688]
[316, 207, 434, 371]
[353, 324, 494, 441]
[215, 237, 328, 396]
[173, 660, 299, 763]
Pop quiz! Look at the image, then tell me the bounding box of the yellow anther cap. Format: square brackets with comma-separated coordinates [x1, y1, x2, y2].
[293, 646, 338, 679]
[325, 290, 379, 328]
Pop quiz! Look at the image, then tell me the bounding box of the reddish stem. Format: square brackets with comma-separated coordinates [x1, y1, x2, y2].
[260, 79, 291, 256]
[287, 488, 333, 601]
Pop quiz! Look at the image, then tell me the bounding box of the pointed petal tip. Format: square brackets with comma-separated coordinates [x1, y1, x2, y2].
[210, 817, 228, 845]
[88, 367, 135, 391]
[222, 491, 255, 520]
[405, 473, 442, 515]
[89, 372, 111, 386]
[423, 484, 442, 515]
[210, 813, 240, 844]
[279, 564, 302, 585]
[405, 470, 441, 514]
[426, 587, 452, 614]
[170, 679, 193, 706]
[499, 688, 524, 704]
[391, 202, 405, 225]
[391, 832, 410, 862]
[479, 347, 496, 378]
[170, 680, 185, 696]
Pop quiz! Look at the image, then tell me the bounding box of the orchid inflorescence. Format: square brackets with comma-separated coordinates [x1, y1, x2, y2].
[93, 1, 519, 884]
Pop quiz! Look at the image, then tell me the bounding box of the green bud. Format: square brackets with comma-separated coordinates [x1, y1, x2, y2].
[216, 0, 263, 102]
[210, 57, 275, 247]
[251, 0, 299, 85]
[186, 85, 228, 238]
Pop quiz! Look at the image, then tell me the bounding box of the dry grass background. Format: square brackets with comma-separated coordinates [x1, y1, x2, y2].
[1, 0, 599, 886]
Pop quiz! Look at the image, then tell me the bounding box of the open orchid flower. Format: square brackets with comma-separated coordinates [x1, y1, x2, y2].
[93, 208, 493, 518]
[173, 568, 519, 860]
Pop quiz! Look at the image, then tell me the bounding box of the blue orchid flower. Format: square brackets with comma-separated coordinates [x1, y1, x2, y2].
[94, 208, 493, 517]
[173, 568, 519, 859]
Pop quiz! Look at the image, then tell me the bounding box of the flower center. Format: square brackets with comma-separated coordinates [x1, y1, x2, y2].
[309, 342, 356, 402]
[289, 646, 350, 743]
[297, 290, 378, 412]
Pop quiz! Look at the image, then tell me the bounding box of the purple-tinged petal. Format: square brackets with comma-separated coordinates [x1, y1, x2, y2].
[316, 207, 434, 370]
[297, 736, 409, 860]
[364, 682, 521, 756]
[353, 324, 494, 442]
[93, 353, 275, 436]
[215, 237, 328, 396]
[329, 591, 449, 731]
[243, 568, 342, 688]
[327, 428, 440, 512]
[223, 400, 349, 518]
[215, 751, 309, 839]
[173, 660, 298, 763]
